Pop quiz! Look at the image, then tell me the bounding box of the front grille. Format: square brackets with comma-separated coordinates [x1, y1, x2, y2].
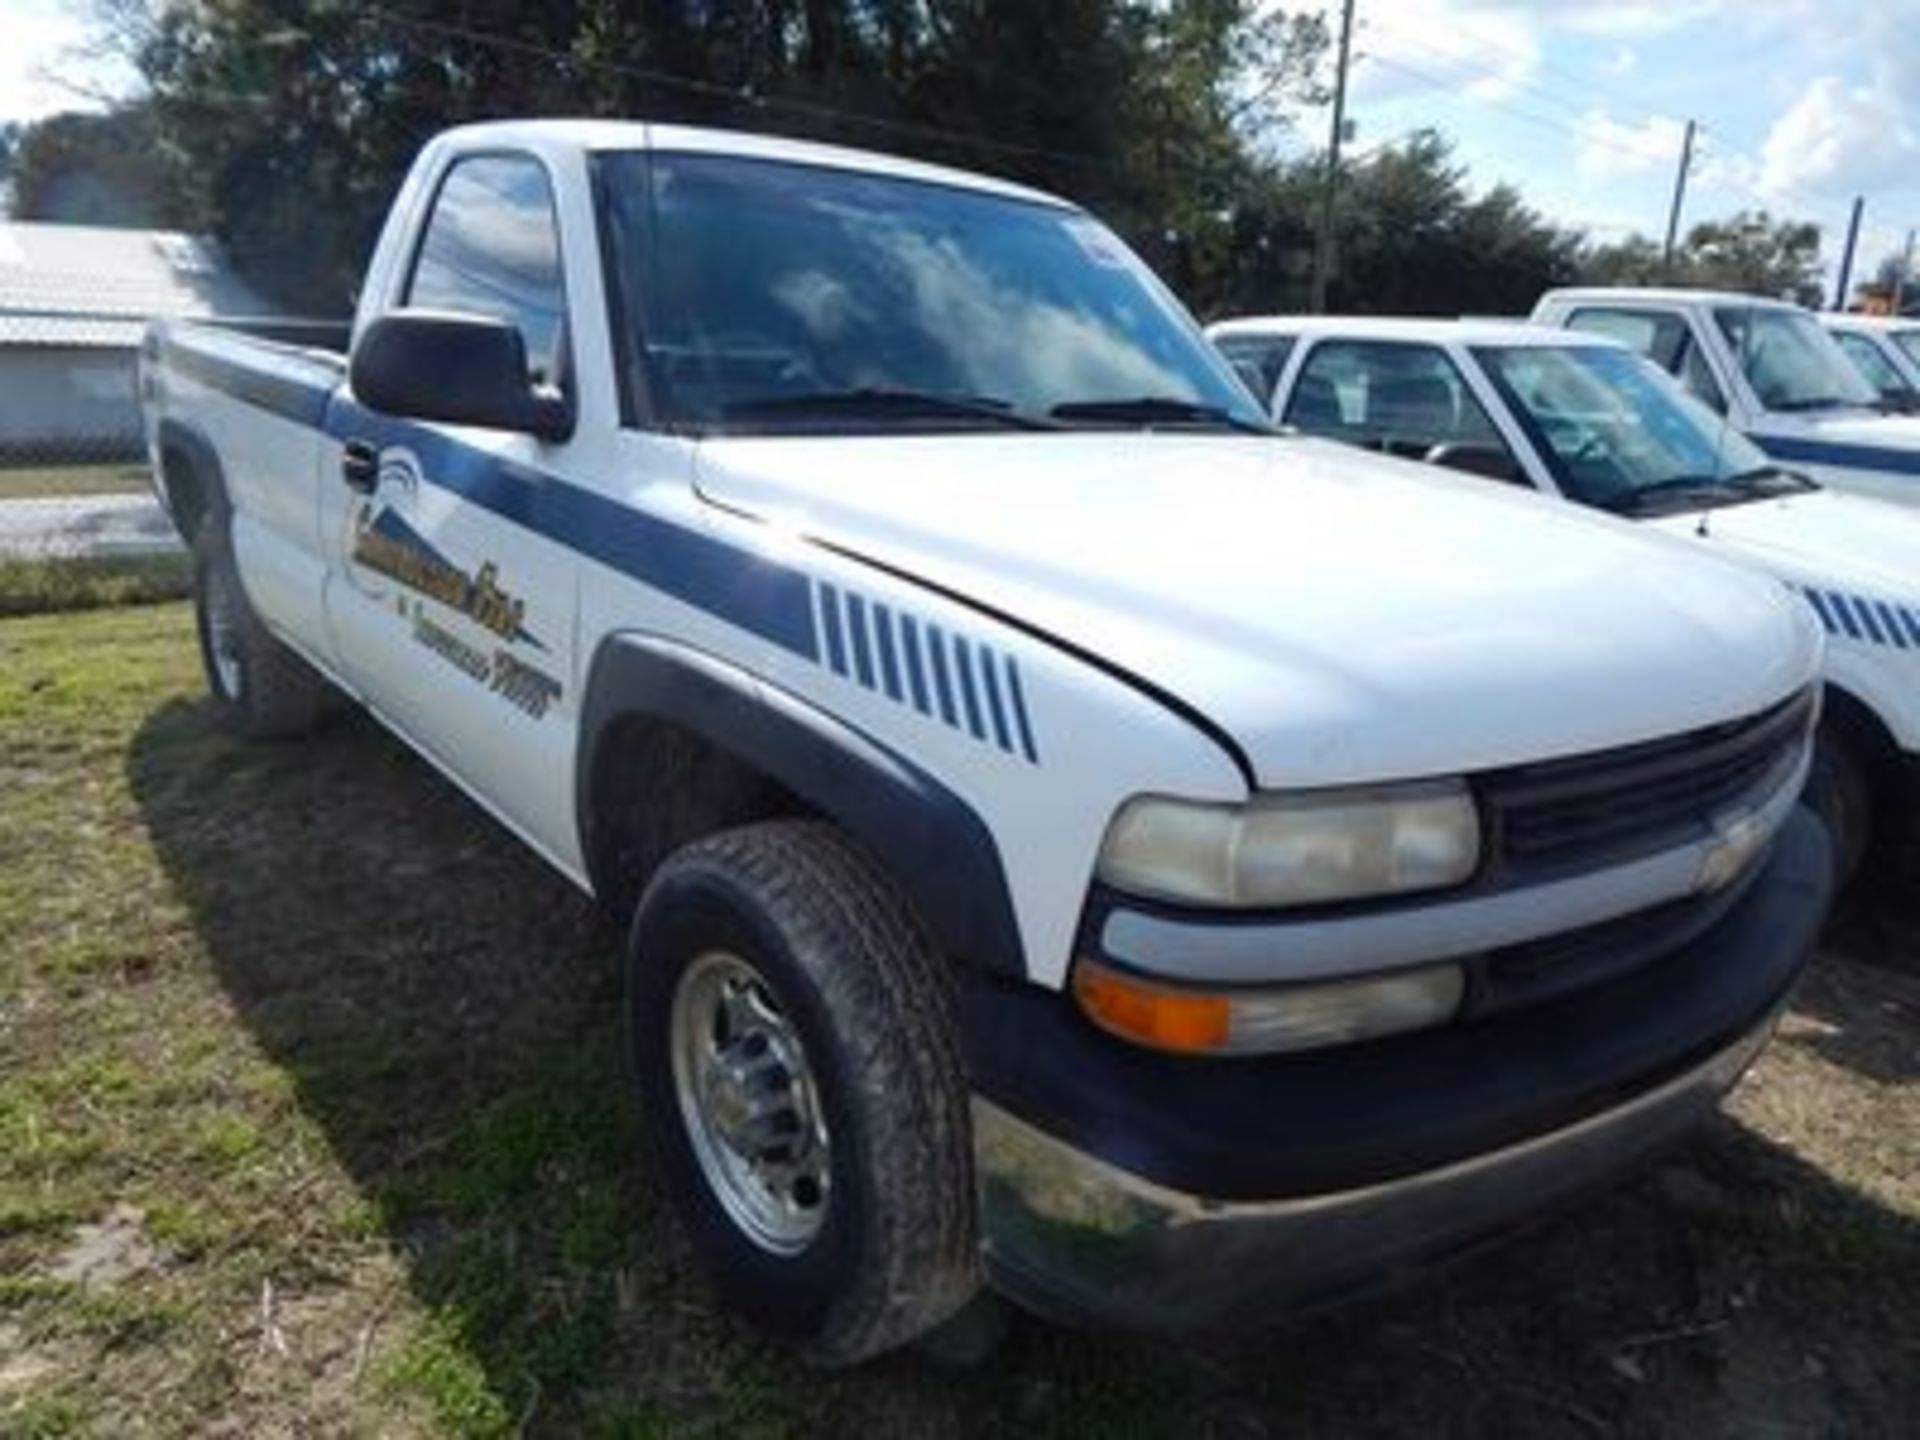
[1480, 688, 1814, 880]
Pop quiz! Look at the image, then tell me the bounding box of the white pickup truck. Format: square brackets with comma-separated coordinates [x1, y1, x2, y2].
[142, 121, 1832, 1363]
[1210, 314, 1920, 882]
[1532, 287, 1920, 509]
[1821, 312, 1920, 413]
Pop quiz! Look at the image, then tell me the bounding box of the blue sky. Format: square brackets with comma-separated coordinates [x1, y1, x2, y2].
[4, 0, 1916, 284]
[1331, 0, 1920, 283]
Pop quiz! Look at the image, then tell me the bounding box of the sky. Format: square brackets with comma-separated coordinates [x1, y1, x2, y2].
[2, 0, 1916, 284]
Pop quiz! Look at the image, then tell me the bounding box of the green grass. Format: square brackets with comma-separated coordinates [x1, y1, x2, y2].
[1, 603, 1916, 1435]
[0, 553, 191, 617]
[0, 465, 150, 500]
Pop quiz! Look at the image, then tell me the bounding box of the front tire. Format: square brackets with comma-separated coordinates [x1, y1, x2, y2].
[626, 820, 978, 1365]
[1806, 727, 1871, 888]
[192, 533, 325, 739]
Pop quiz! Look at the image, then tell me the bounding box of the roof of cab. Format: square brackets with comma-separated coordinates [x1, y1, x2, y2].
[429, 119, 1073, 210]
[1537, 286, 1805, 311]
[1820, 312, 1920, 335]
[1207, 314, 1619, 349]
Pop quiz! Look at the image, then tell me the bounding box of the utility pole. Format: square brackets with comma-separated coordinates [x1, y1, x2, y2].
[1660, 119, 1696, 280]
[1891, 226, 1914, 315]
[1833, 196, 1864, 311]
[1309, 0, 1357, 314]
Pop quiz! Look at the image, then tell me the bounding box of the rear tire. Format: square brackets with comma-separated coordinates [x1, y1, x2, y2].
[625, 820, 978, 1365]
[1806, 727, 1871, 888]
[192, 529, 325, 739]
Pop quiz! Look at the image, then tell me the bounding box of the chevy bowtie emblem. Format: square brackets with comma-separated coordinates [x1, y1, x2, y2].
[1697, 809, 1768, 894]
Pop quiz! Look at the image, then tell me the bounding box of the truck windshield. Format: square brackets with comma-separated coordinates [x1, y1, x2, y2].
[1473, 343, 1799, 515]
[1713, 306, 1878, 412]
[595, 150, 1266, 435]
[1893, 329, 1920, 370]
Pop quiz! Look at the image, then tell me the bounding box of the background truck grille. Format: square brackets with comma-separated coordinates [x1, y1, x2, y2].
[1480, 688, 1815, 879]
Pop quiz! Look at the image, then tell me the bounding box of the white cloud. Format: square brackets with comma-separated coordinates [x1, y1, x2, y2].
[1351, 0, 1542, 107]
[1759, 74, 1920, 201]
[1573, 109, 1686, 179]
[0, 4, 135, 123]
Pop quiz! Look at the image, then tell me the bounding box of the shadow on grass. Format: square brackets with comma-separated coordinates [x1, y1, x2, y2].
[128, 695, 1920, 1437]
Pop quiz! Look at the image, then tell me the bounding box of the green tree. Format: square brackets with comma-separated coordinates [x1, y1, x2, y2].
[1579, 210, 1825, 306]
[7, 105, 184, 226]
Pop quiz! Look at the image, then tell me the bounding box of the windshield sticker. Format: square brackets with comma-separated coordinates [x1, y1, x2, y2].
[1062, 217, 1130, 269]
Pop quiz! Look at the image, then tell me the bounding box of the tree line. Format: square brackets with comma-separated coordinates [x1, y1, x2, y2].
[8, 0, 1829, 317]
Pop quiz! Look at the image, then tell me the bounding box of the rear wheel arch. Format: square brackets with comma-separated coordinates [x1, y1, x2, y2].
[576, 634, 1027, 978]
[155, 420, 229, 548]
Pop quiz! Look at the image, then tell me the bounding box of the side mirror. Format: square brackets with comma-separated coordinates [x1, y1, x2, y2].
[350, 310, 574, 442]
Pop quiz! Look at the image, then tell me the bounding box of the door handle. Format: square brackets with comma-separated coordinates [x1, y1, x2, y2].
[341, 439, 379, 493]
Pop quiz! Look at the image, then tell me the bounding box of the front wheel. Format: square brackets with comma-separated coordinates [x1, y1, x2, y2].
[1805, 727, 1872, 888]
[626, 820, 978, 1365]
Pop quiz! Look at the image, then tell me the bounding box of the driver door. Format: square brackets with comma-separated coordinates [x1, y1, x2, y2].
[318, 151, 585, 869]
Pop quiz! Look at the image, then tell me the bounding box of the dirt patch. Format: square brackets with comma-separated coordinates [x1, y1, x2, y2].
[47, 1205, 161, 1291]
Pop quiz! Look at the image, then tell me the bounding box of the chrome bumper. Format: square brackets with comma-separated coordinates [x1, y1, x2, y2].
[972, 1011, 1777, 1333]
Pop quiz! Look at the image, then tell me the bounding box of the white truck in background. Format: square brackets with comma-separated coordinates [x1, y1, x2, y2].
[1533, 287, 1920, 509]
[140, 121, 1832, 1362]
[1212, 314, 1920, 882]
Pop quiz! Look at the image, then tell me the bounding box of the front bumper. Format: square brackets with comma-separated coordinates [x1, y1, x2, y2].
[969, 806, 1832, 1332]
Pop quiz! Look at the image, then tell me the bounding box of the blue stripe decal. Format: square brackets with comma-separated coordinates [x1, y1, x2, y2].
[900, 615, 931, 714]
[165, 336, 336, 427]
[1877, 603, 1910, 649]
[1756, 433, 1920, 479]
[1903, 608, 1920, 647]
[845, 593, 875, 687]
[818, 584, 848, 675]
[1803, 588, 1837, 632]
[927, 626, 958, 726]
[952, 637, 986, 739]
[1855, 596, 1888, 644]
[873, 604, 903, 701]
[1829, 592, 1862, 639]
[1005, 658, 1040, 763]
[326, 401, 819, 661]
[978, 646, 1013, 752]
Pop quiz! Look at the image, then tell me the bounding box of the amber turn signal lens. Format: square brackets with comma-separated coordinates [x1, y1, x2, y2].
[1072, 957, 1232, 1055]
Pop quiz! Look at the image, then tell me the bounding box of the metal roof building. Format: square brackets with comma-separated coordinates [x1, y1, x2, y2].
[0, 222, 271, 463]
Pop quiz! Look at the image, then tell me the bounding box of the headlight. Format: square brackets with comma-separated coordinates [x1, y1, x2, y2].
[1096, 780, 1480, 908]
[1073, 955, 1466, 1055]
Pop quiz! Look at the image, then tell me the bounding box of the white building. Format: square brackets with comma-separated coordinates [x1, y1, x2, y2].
[0, 223, 270, 463]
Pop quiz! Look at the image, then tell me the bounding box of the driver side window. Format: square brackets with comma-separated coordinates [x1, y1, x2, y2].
[407, 154, 569, 388]
[1284, 340, 1520, 480]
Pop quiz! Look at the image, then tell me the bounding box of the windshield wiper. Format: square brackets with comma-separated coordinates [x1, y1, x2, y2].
[723, 388, 1062, 431]
[1768, 395, 1860, 413]
[1048, 396, 1273, 434]
[1596, 475, 1747, 515]
[1723, 464, 1819, 496]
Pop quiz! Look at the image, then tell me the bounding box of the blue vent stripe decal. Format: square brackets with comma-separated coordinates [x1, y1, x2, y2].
[818, 584, 848, 675]
[873, 604, 903, 700]
[979, 648, 1013, 751]
[900, 615, 932, 714]
[1005, 658, 1040, 763]
[1798, 584, 1920, 655]
[807, 583, 1037, 762]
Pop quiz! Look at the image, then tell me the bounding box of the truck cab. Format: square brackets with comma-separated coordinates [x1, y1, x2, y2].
[1533, 286, 1920, 509]
[143, 123, 1832, 1362]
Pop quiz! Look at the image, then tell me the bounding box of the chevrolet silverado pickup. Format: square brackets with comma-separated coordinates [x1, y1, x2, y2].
[142, 121, 1832, 1362]
[1212, 313, 1920, 883]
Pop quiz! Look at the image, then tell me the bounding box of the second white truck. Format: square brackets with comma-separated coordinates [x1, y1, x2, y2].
[1212, 313, 1920, 880]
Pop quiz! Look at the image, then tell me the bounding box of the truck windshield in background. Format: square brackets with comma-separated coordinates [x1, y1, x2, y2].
[1475, 344, 1794, 515]
[595, 151, 1265, 434]
[1713, 306, 1878, 413]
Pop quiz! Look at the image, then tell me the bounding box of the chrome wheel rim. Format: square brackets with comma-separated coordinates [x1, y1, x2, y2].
[203, 566, 244, 700]
[669, 950, 832, 1255]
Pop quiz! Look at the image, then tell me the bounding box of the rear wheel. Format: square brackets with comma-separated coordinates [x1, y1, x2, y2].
[191, 531, 325, 739]
[626, 820, 978, 1365]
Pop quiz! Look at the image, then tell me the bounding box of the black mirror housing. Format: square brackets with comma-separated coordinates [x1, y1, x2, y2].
[350, 310, 574, 442]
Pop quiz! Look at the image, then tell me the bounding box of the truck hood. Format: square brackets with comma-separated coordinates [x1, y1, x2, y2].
[694, 434, 1819, 787]
[1648, 488, 1920, 600]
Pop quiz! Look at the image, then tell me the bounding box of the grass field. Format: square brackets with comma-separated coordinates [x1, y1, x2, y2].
[2, 604, 1917, 1437]
[0, 466, 150, 501]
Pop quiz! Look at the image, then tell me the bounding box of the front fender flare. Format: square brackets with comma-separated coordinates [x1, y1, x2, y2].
[577, 633, 1028, 978]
